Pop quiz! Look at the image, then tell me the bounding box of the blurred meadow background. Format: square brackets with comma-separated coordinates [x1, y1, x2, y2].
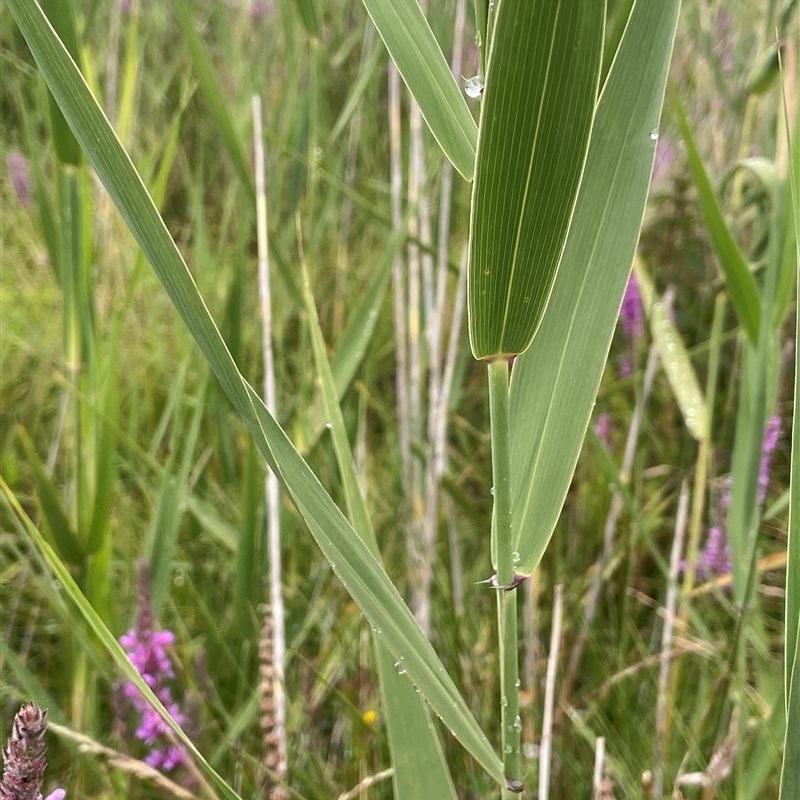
[1, 0, 797, 798]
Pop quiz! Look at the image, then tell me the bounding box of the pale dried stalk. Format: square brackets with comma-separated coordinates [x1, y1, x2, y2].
[388, 63, 411, 499]
[406, 92, 429, 634]
[47, 721, 199, 800]
[336, 768, 394, 800]
[253, 94, 287, 788]
[653, 479, 689, 797]
[558, 338, 660, 721]
[424, 0, 468, 620]
[539, 584, 563, 800]
[592, 736, 606, 800]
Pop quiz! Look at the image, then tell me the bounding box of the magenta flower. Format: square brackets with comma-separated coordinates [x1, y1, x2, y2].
[119, 561, 186, 772]
[758, 415, 780, 504]
[695, 526, 731, 581]
[594, 413, 611, 448]
[619, 275, 644, 338]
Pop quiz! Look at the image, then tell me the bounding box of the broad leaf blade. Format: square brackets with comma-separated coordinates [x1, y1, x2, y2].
[676, 97, 761, 345]
[360, 0, 477, 180]
[468, 0, 604, 360]
[8, 0, 505, 785]
[510, 0, 680, 575]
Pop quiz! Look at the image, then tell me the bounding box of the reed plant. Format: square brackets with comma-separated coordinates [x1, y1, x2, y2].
[1, 0, 797, 798]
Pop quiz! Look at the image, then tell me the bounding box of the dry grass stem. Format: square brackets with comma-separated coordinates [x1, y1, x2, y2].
[539, 584, 563, 800]
[253, 93, 287, 792]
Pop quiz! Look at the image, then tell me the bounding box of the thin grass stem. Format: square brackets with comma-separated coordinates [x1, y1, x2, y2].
[253, 93, 287, 786]
[653, 479, 689, 797]
[539, 584, 563, 800]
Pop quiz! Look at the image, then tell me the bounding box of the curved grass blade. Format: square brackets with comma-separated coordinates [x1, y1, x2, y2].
[635, 258, 708, 442]
[509, 0, 680, 575]
[359, 0, 477, 180]
[675, 96, 761, 345]
[0, 479, 243, 800]
[468, 0, 604, 360]
[302, 259, 458, 800]
[7, 0, 505, 784]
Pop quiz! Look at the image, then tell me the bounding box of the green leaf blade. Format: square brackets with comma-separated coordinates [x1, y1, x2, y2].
[509, 0, 681, 575]
[468, 0, 604, 360]
[676, 97, 761, 345]
[360, 0, 477, 180]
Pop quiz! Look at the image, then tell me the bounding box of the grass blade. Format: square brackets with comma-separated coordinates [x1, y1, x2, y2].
[509, 0, 680, 575]
[359, 0, 477, 180]
[301, 253, 458, 800]
[468, 0, 603, 360]
[676, 95, 761, 345]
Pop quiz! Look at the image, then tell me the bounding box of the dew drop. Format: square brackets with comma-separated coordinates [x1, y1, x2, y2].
[512, 551, 520, 564]
[515, 678, 521, 688]
[504, 744, 513, 754]
[650, 128, 659, 141]
[325, 421, 332, 429]
[464, 75, 484, 98]
[501, 695, 509, 707]
[314, 147, 323, 160]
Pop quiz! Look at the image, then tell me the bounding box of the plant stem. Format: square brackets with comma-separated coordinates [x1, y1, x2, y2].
[488, 359, 521, 791]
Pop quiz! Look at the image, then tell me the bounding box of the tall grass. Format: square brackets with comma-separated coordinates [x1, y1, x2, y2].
[1, 1, 797, 798]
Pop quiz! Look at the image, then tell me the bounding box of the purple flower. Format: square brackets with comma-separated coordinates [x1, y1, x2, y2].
[119, 561, 186, 772]
[695, 526, 731, 581]
[619, 275, 644, 338]
[758, 415, 780, 504]
[43, 791, 66, 800]
[594, 413, 611, 448]
[619, 354, 633, 378]
[7, 150, 31, 207]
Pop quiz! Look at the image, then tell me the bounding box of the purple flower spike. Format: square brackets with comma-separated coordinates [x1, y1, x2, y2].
[619, 275, 644, 339]
[696, 526, 731, 581]
[119, 561, 186, 773]
[595, 413, 611, 448]
[758, 415, 781, 504]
